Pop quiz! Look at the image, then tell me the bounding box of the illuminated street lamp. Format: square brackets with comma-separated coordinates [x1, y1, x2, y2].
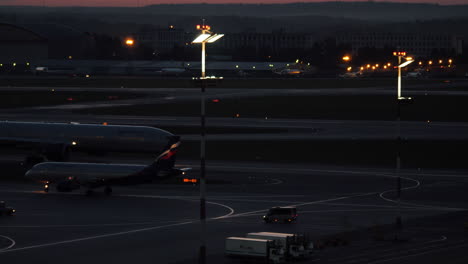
[124, 38, 135, 75]
[192, 23, 223, 264]
[125, 38, 135, 46]
[393, 50, 414, 236]
[342, 55, 351, 62]
[394, 51, 414, 100]
[192, 24, 224, 78]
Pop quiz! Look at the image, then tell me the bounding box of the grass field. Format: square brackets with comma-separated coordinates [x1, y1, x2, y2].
[0, 90, 147, 108]
[77, 94, 468, 122]
[0, 76, 452, 89]
[178, 139, 468, 169]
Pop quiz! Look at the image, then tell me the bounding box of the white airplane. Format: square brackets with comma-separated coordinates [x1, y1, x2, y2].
[0, 121, 179, 165]
[156, 68, 186, 76]
[25, 141, 189, 195]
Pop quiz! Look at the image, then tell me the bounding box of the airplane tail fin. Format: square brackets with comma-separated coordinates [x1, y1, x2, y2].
[139, 136, 189, 180]
[154, 136, 180, 172]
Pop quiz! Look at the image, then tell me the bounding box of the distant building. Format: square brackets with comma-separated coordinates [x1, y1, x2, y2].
[0, 23, 48, 64]
[219, 30, 315, 55]
[23, 23, 95, 60]
[336, 32, 463, 57]
[136, 25, 189, 52]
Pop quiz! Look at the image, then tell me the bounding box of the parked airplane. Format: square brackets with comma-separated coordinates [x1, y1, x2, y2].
[156, 68, 187, 76]
[0, 121, 178, 165]
[25, 140, 188, 195]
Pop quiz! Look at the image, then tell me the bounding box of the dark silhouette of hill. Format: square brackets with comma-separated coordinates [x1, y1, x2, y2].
[0, 2, 467, 38]
[1, 2, 468, 21]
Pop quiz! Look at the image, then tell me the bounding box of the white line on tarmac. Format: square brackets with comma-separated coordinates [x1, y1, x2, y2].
[208, 201, 235, 219]
[377, 174, 466, 211]
[0, 221, 185, 229]
[0, 194, 235, 254]
[0, 235, 16, 251]
[268, 178, 283, 185]
[0, 221, 195, 254]
[223, 192, 378, 219]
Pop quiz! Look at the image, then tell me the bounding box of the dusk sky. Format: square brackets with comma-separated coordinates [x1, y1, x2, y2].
[1, 0, 467, 7]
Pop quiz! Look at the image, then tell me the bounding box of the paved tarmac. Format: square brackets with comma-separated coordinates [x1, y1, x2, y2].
[1, 113, 468, 140]
[0, 161, 467, 264]
[0, 84, 467, 263]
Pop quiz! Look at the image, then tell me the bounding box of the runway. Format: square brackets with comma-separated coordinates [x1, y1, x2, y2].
[0, 161, 467, 263]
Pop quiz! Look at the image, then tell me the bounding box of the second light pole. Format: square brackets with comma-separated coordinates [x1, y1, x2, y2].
[393, 50, 414, 233]
[192, 23, 224, 264]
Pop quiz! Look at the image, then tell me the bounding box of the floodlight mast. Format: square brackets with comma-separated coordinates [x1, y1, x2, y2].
[192, 24, 224, 78]
[393, 51, 414, 100]
[191, 23, 223, 264]
[392, 50, 414, 239]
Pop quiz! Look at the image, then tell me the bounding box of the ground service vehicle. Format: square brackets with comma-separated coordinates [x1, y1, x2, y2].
[247, 232, 313, 259]
[225, 237, 285, 263]
[0, 201, 15, 216]
[263, 206, 297, 223]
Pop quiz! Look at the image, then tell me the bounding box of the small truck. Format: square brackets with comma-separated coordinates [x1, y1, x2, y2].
[263, 206, 297, 223]
[225, 237, 285, 263]
[247, 232, 313, 259]
[0, 201, 15, 216]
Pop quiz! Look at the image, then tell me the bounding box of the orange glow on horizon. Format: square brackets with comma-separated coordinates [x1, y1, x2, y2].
[7, 0, 465, 7]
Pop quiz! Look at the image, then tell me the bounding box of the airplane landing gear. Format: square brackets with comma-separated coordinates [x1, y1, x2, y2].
[104, 186, 112, 196]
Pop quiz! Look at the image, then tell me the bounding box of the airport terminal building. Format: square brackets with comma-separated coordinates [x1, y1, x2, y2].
[0, 23, 48, 65]
[336, 32, 463, 57]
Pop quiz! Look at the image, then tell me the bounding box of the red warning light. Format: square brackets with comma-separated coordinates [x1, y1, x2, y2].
[67, 97, 73, 101]
[393, 51, 407, 56]
[212, 99, 219, 103]
[183, 178, 198, 183]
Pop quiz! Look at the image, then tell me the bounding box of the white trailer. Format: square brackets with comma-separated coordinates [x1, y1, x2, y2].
[246, 232, 313, 259]
[225, 237, 285, 263]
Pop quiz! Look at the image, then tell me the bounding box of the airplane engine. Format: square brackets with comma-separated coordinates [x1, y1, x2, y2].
[56, 180, 80, 192]
[45, 144, 70, 161]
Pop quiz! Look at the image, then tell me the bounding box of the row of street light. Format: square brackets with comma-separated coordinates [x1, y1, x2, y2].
[191, 24, 419, 260]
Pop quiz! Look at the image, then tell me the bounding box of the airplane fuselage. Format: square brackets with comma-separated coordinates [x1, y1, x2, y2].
[0, 121, 178, 157]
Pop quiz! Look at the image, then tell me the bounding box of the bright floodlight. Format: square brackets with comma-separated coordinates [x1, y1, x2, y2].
[192, 33, 211, 43]
[206, 34, 224, 43]
[125, 38, 134, 46]
[398, 60, 414, 68]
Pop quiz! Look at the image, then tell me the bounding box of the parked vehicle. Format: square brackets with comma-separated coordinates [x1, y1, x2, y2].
[263, 206, 297, 223]
[247, 232, 313, 259]
[225, 237, 285, 263]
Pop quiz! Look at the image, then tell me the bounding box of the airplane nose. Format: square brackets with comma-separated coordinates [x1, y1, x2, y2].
[25, 169, 33, 179]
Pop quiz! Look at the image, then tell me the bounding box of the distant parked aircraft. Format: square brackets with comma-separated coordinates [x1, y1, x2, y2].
[156, 68, 187, 76]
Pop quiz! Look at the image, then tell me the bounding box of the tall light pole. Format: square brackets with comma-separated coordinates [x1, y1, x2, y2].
[124, 38, 135, 76]
[393, 50, 414, 235]
[192, 23, 224, 264]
